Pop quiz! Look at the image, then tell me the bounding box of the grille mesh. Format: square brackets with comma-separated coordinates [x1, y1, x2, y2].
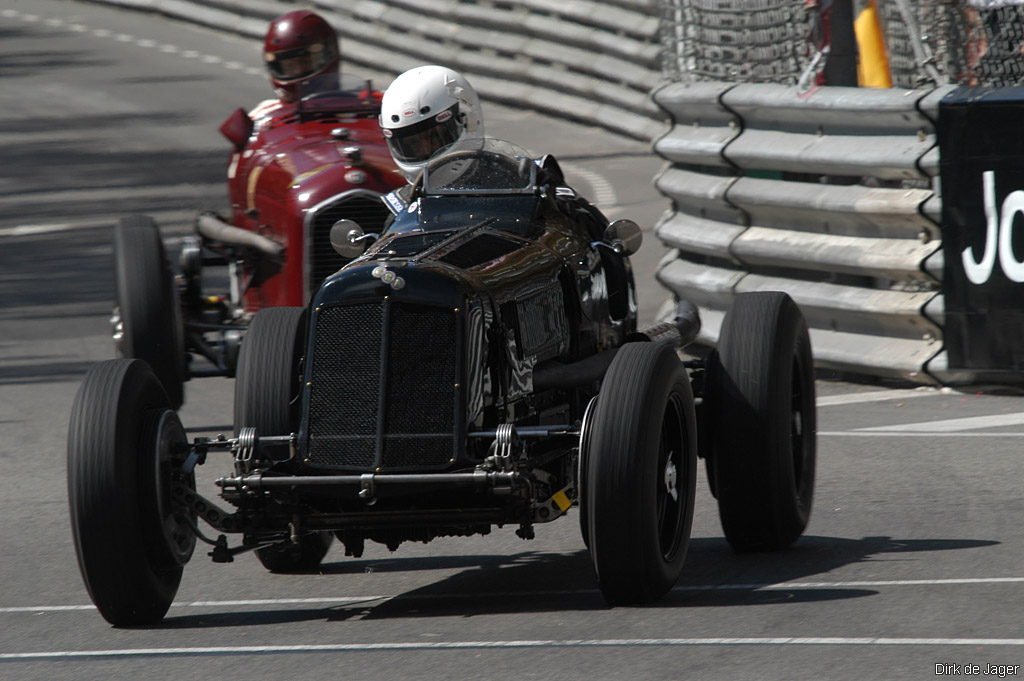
[306, 301, 457, 470]
[383, 304, 457, 468]
[307, 303, 381, 468]
[308, 194, 392, 291]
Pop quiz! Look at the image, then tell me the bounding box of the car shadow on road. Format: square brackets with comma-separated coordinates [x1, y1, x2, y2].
[151, 533, 998, 628]
[346, 534, 998, 618]
[661, 534, 998, 608]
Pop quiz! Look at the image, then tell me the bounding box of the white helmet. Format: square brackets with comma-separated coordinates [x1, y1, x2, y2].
[380, 65, 484, 179]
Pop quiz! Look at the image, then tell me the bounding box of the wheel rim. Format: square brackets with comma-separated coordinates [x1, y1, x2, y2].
[110, 305, 125, 355]
[656, 392, 686, 561]
[577, 395, 598, 498]
[151, 409, 197, 565]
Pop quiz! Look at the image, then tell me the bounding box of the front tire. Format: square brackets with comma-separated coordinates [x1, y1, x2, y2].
[233, 306, 307, 439]
[67, 359, 195, 626]
[233, 307, 332, 572]
[586, 343, 697, 605]
[705, 291, 816, 552]
[112, 215, 185, 409]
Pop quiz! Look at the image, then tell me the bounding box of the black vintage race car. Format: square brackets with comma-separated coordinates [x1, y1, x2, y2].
[67, 140, 816, 626]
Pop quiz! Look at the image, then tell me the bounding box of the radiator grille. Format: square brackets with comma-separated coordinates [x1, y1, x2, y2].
[307, 303, 381, 468]
[308, 194, 391, 291]
[306, 300, 458, 470]
[382, 304, 457, 468]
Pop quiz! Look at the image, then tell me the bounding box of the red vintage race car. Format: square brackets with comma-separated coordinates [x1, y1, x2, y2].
[111, 75, 405, 407]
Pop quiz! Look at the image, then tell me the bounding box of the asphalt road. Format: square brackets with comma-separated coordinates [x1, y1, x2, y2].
[2, 1, 1024, 679]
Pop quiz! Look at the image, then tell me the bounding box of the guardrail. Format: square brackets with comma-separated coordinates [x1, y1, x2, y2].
[81, 0, 666, 141]
[653, 81, 958, 384]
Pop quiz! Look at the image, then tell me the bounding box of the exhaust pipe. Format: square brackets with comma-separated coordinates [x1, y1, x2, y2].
[532, 300, 701, 391]
[629, 298, 701, 348]
[195, 212, 284, 257]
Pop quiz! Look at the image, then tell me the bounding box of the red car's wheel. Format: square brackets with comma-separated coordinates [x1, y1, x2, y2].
[112, 215, 186, 408]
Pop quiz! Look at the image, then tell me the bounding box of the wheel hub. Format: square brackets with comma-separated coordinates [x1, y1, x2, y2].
[663, 455, 678, 502]
[152, 409, 197, 565]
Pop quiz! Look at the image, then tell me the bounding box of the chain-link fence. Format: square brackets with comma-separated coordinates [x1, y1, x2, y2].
[658, 0, 813, 83]
[659, 0, 1024, 88]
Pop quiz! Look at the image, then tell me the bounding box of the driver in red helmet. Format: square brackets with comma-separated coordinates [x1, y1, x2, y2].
[263, 10, 340, 103]
[247, 10, 343, 125]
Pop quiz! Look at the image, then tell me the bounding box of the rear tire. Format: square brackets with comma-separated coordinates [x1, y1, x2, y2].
[233, 307, 332, 572]
[586, 343, 697, 605]
[251, 533, 334, 574]
[113, 215, 185, 409]
[705, 291, 816, 552]
[67, 359, 195, 626]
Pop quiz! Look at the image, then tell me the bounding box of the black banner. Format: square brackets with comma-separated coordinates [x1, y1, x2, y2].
[939, 87, 1024, 371]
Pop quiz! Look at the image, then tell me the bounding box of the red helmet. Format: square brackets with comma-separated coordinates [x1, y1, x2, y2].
[263, 10, 340, 100]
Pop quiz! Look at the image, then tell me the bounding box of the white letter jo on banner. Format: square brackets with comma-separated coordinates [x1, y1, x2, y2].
[963, 170, 1024, 285]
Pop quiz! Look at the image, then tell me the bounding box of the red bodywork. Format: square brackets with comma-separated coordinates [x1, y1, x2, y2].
[221, 80, 405, 310]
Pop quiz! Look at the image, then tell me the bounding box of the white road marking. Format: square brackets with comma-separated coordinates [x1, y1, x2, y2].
[0, 182, 223, 207]
[561, 163, 617, 208]
[2, 7, 303, 96]
[0, 212, 202, 238]
[1, 605, 95, 613]
[0, 597, 387, 614]
[822, 431, 1024, 438]
[3, 577, 1021, 615]
[676, 577, 1024, 590]
[816, 388, 940, 407]
[859, 412, 1024, 433]
[4, 637, 1024, 660]
[0, 222, 110, 238]
[177, 597, 389, 607]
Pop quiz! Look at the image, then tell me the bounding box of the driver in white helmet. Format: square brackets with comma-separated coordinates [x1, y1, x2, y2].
[378, 65, 608, 241]
[379, 65, 483, 183]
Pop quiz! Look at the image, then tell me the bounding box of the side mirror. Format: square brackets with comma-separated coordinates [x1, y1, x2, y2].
[330, 219, 377, 258]
[604, 219, 643, 256]
[219, 108, 254, 151]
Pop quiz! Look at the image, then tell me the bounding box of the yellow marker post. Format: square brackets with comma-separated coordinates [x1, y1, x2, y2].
[855, 0, 893, 88]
